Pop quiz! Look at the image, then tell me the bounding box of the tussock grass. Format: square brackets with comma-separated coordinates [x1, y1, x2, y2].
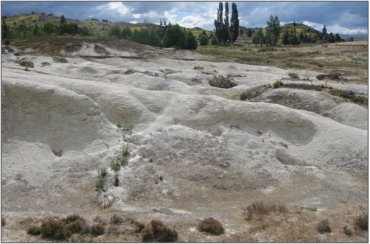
[241, 200, 288, 220]
[317, 219, 331, 233]
[27, 225, 41, 235]
[354, 213, 368, 230]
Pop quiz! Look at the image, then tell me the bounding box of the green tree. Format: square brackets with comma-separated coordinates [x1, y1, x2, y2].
[289, 22, 300, 45]
[266, 15, 281, 45]
[322, 25, 327, 35]
[2, 17, 9, 39]
[223, 1, 229, 43]
[121, 26, 132, 39]
[199, 31, 209, 46]
[108, 25, 121, 38]
[211, 35, 219, 46]
[43, 21, 58, 35]
[60, 15, 66, 25]
[163, 23, 187, 49]
[247, 28, 252, 37]
[186, 30, 198, 49]
[335, 33, 341, 42]
[282, 30, 289, 45]
[214, 2, 224, 43]
[32, 24, 41, 37]
[230, 2, 239, 43]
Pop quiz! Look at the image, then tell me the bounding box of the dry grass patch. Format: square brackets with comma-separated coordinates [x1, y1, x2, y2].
[241, 200, 288, 220]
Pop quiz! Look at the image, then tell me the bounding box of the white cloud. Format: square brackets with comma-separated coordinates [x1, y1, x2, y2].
[133, 14, 141, 19]
[327, 24, 368, 35]
[108, 2, 131, 16]
[178, 16, 206, 28]
[302, 21, 324, 32]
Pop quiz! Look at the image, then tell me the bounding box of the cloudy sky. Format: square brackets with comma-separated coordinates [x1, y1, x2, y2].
[1, 1, 368, 35]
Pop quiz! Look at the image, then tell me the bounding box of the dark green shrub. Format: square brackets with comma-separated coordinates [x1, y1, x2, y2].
[4, 40, 10, 45]
[100, 168, 107, 177]
[111, 162, 120, 171]
[111, 214, 124, 225]
[354, 213, 368, 230]
[141, 219, 178, 242]
[40, 217, 70, 240]
[66, 219, 85, 233]
[64, 214, 85, 224]
[90, 224, 105, 236]
[27, 225, 41, 235]
[197, 217, 224, 235]
[96, 176, 104, 190]
[317, 219, 331, 233]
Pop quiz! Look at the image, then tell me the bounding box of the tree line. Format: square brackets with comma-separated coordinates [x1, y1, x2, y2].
[2, 15, 92, 39]
[108, 23, 198, 49]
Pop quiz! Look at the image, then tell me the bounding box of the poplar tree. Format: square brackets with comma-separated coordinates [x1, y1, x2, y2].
[230, 2, 239, 43]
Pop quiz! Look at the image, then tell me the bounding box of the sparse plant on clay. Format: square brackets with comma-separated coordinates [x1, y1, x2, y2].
[122, 143, 129, 157]
[197, 217, 225, 235]
[117, 120, 122, 128]
[317, 219, 331, 233]
[111, 158, 121, 171]
[96, 175, 104, 190]
[99, 167, 107, 177]
[141, 219, 178, 242]
[27, 225, 41, 235]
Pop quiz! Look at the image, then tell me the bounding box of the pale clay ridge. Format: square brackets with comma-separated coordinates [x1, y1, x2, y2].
[1, 44, 367, 242]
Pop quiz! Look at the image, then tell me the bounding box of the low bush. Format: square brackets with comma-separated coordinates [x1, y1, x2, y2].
[27, 225, 41, 235]
[100, 167, 107, 177]
[66, 219, 85, 233]
[272, 80, 283, 88]
[90, 224, 105, 236]
[197, 217, 224, 235]
[354, 213, 368, 230]
[96, 175, 104, 190]
[141, 219, 178, 242]
[209, 75, 237, 89]
[111, 162, 120, 172]
[63, 214, 85, 224]
[40, 217, 71, 240]
[111, 214, 124, 225]
[317, 219, 331, 233]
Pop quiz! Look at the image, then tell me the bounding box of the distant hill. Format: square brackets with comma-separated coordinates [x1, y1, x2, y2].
[338, 34, 368, 42]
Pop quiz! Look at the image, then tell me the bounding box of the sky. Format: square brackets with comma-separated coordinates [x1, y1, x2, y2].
[1, 1, 368, 35]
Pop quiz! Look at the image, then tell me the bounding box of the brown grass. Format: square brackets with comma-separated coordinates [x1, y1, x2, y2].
[241, 200, 288, 220]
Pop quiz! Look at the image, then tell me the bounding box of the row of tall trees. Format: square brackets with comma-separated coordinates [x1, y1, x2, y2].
[252, 15, 282, 46]
[214, 2, 239, 44]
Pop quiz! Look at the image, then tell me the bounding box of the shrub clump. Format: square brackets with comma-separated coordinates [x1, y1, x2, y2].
[40, 217, 71, 240]
[354, 213, 368, 230]
[272, 80, 284, 88]
[110, 214, 124, 225]
[27, 225, 41, 235]
[141, 219, 178, 242]
[197, 217, 225, 235]
[90, 224, 105, 236]
[209, 75, 237, 89]
[317, 219, 331, 233]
